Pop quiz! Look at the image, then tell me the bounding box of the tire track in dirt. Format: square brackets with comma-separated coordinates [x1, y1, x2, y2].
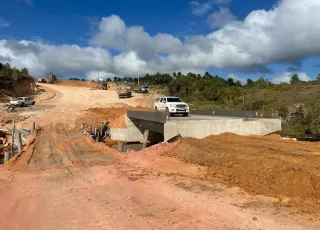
[26, 123, 113, 172]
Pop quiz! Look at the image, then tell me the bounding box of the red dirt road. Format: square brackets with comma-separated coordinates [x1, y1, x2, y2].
[0, 84, 318, 229]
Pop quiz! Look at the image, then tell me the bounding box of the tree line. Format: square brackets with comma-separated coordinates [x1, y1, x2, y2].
[0, 62, 34, 90]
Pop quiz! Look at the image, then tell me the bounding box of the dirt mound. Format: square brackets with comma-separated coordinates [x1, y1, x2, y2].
[164, 133, 320, 213]
[56, 80, 100, 88]
[77, 107, 152, 128]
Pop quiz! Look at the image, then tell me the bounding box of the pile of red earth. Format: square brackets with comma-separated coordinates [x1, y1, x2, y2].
[163, 133, 320, 213]
[76, 107, 151, 129]
[56, 80, 100, 88]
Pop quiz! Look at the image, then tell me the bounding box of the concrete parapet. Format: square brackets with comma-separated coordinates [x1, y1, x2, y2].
[111, 115, 281, 142]
[176, 118, 281, 139]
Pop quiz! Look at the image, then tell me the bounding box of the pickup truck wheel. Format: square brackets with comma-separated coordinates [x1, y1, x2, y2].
[183, 113, 188, 117]
[155, 107, 159, 112]
[32, 102, 35, 105]
[21, 103, 25, 107]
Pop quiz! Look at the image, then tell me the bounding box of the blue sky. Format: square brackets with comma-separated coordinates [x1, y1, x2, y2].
[0, 0, 320, 83]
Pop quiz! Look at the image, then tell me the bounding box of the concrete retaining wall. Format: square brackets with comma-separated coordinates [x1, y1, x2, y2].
[110, 116, 144, 142]
[175, 118, 281, 139]
[110, 128, 127, 141]
[110, 115, 282, 142]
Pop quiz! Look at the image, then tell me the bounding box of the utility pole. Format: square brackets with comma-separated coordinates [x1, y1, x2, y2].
[138, 70, 140, 86]
[97, 70, 100, 83]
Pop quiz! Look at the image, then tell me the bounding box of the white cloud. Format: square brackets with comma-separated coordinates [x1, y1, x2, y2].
[208, 7, 236, 28]
[189, 1, 212, 16]
[90, 15, 185, 60]
[227, 73, 246, 85]
[0, 40, 113, 77]
[272, 72, 311, 83]
[189, 0, 231, 16]
[0, 19, 10, 28]
[86, 71, 115, 81]
[171, 0, 320, 70]
[1, 0, 320, 80]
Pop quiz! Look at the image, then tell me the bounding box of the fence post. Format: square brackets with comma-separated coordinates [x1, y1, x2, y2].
[142, 129, 149, 149]
[17, 132, 23, 153]
[118, 141, 126, 152]
[11, 119, 15, 157]
[4, 151, 9, 163]
[31, 122, 36, 132]
[96, 131, 100, 142]
[100, 126, 103, 140]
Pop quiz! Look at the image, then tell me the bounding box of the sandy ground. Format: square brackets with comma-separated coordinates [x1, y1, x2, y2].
[0, 84, 318, 229]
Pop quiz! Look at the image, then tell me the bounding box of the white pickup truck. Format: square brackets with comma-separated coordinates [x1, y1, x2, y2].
[9, 97, 36, 107]
[154, 96, 190, 117]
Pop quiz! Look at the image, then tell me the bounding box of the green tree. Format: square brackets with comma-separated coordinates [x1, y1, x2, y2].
[204, 72, 212, 78]
[234, 80, 242, 87]
[227, 78, 235, 86]
[290, 74, 300, 84]
[21, 68, 29, 75]
[317, 74, 320, 81]
[0, 62, 33, 90]
[246, 79, 254, 86]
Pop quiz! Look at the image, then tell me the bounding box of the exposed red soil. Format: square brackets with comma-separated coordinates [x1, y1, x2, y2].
[2, 83, 320, 229]
[76, 106, 152, 128]
[56, 80, 100, 88]
[13, 79, 35, 96]
[0, 111, 27, 128]
[163, 133, 320, 214]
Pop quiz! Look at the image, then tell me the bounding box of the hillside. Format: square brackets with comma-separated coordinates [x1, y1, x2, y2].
[0, 62, 35, 102]
[136, 72, 320, 139]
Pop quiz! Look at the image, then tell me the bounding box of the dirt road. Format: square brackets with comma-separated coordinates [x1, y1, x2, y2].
[0, 84, 318, 229]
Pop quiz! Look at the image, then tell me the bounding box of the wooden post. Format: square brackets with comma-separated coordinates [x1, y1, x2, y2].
[117, 141, 126, 152]
[117, 141, 123, 152]
[142, 129, 149, 149]
[31, 122, 36, 132]
[17, 132, 23, 153]
[4, 151, 9, 163]
[11, 119, 15, 157]
[100, 126, 103, 139]
[96, 132, 100, 142]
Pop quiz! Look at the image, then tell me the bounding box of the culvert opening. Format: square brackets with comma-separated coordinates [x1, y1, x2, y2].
[80, 122, 165, 152]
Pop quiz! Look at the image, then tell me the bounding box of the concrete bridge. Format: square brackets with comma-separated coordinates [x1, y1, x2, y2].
[110, 110, 282, 143]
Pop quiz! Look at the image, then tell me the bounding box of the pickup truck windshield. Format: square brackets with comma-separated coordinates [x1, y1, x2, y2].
[167, 98, 182, 102]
